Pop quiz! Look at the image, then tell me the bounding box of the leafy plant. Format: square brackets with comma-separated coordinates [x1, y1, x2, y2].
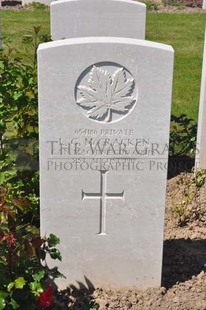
[171, 169, 206, 225]
[0, 29, 66, 310]
[0, 185, 65, 309]
[0, 28, 99, 310]
[0, 26, 50, 194]
[0, 48, 39, 217]
[161, 0, 185, 8]
[169, 114, 197, 158]
[24, 2, 49, 10]
[140, 0, 159, 11]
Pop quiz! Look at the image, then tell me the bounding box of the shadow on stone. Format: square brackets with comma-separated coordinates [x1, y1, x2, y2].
[162, 239, 206, 288]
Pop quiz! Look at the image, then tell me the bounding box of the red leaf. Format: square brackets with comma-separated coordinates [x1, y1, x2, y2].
[1, 232, 16, 246]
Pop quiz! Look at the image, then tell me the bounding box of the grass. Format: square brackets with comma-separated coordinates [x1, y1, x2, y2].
[1, 10, 206, 121]
[1, 10, 50, 63]
[146, 13, 206, 121]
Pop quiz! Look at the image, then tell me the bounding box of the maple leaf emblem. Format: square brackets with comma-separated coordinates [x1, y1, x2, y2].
[77, 66, 136, 123]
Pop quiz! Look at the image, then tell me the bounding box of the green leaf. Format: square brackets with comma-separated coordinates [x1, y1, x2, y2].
[29, 282, 36, 292]
[49, 248, 62, 261]
[47, 234, 60, 247]
[9, 298, 19, 309]
[0, 291, 8, 310]
[25, 225, 39, 235]
[0, 170, 17, 185]
[49, 267, 65, 279]
[14, 277, 26, 289]
[31, 290, 41, 297]
[0, 298, 6, 310]
[32, 271, 45, 282]
[0, 292, 8, 299]
[34, 283, 43, 294]
[13, 92, 22, 101]
[7, 282, 15, 292]
[29, 282, 43, 296]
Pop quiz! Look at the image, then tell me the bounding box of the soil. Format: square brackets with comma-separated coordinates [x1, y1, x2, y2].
[2, 1, 206, 309]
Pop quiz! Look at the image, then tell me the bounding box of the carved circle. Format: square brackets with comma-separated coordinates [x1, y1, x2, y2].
[75, 62, 138, 123]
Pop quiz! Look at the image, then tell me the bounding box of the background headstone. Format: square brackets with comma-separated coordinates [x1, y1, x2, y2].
[51, 0, 146, 40]
[203, 0, 206, 9]
[196, 28, 206, 168]
[38, 37, 174, 289]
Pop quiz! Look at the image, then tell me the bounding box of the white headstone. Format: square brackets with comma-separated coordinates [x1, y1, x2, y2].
[203, 0, 206, 9]
[51, 0, 146, 41]
[38, 37, 174, 289]
[196, 28, 206, 168]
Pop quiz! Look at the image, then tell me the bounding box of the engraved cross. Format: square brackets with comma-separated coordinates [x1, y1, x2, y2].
[82, 170, 124, 235]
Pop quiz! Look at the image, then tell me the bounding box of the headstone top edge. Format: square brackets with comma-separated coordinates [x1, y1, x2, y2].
[37, 37, 174, 53]
[50, 0, 146, 9]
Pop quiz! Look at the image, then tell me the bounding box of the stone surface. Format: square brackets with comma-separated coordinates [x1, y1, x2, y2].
[38, 37, 174, 289]
[196, 28, 206, 168]
[203, 0, 206, 9]
[51, 0, 146, 41]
